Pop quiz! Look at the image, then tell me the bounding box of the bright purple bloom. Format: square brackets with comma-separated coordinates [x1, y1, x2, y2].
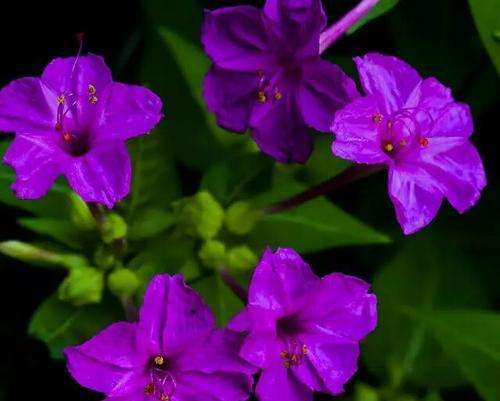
[202, 0, 359, 163]
[0, 53, 163, 208]
[332, 53, 487, 234]
[229, 248, 377, 401]
[65, 274, 255, 401]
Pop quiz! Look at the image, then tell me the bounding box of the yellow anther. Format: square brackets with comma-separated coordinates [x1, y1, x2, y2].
[280, 350, 290, 359]
[372, 113, 383, 124]
[144, 383, 155, 395]
[283, 361, 291, 368]
[154, 356, 165, 366]
[384, 142, 394, 152]
[89, 95, 98, 104]
[63, 132, 71, 143]
[387, 121, 393, 129]
[88, 84, 97, 95]
[419, 137, 429, 147]
[160, 394, 169, 401]
[257, 91, 267, 103]
[274, 91, 283, 101]
[57, 95, 65, 104]
[291, 354, 299, 364]
[302, 344, 308, 355]
[400, 139, 407, 147]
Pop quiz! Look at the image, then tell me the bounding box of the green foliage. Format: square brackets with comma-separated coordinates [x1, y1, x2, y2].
[347, 0, 400, 34]
[225, 245, 258, 272]
[198, 240, 227, 269]
[128, 208, 175, 241]
[469, 0, 500, 74]
[108, 268, 140, 298]
[58, 267, 105, 306]
[225, 201, 261, 235]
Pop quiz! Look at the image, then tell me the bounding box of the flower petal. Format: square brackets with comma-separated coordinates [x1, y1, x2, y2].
[203, 66, 259, 133]
[177, 371, 253, 401]
[388, 164, 444, 234]
[64, 322, 143, 396]
[413, 139, 486, 213]
[202, 6, 274, 71]
[64, 142, 131, 208]
[354, 53, 422, 115]
[299, 59, 359, 132]
[256, 357, 313, 401]
[3, 134, 62, 199]
[239, 328, 282, 368]
[0, 77, 56, 135]
[304, 339, 360, 395]
[250, 94, 313, 163]
[331, 96, 389, 164]
[176, 329, 256, 375]
[299, 273, 377, 342]
[94, 82, 163, 142]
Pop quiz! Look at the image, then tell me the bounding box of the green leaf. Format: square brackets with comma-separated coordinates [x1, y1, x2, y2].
[127, 131, 181, 216]
[424, 393, 444, 401]
[249, 179, 390, 253]
[192, 274, 244, 327]
[410, 310, 500, 401]
[128, 208, 175, 241]
[29, 294, 122, 359]
[348, 0, 400, 34]
[364, 234, 490, 389]
[469, 0, 500, 74]
[18, 217, 90, 250]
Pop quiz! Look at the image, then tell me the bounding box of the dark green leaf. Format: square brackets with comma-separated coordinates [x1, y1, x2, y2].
[348, 0, 400, 34]
[29, 294, 122, 359]
[469, 0, 500, 74]
[128, 208, 175, 241]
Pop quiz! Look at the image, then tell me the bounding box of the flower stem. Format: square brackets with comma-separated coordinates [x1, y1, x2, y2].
[121, 295, 139, 322]
[263, 164, 385, 215]
[218, 268, 248, 304]
[88, 202, 105, 226]
[319, 0, 380, 54]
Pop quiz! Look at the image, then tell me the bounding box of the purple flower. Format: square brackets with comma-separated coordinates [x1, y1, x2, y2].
[332, 53, 487, 234]
[229, 248, 377, 401]
[202, 0, 359, 163]
[0, 53, 163, 208]
[65, 274, 255, 401]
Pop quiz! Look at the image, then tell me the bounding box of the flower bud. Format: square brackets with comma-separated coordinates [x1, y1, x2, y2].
[225, 201, 261, 235]
[225, 245, 258, 272]
[108, 268, 140, 298]
[198, 240, 226, 268]
[101, 213, 128, 244]
[69, 193, 97, 230]
[94, 246, 116, 270]
[58, 267, 104, 306]
[174, 191, 224, 240]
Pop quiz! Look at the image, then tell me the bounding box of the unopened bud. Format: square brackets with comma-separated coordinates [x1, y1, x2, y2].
[225, 245, 258, 272]
[225, 201, 261, 235]
[101, 213, 128, 244]
[108, 268, 140, 298]
[69, 193, 97, 230]
[198, 240, 226, 268]
[58, 266, 104, 306]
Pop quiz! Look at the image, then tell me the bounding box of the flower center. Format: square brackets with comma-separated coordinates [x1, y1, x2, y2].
[373, 107, 433, 159]
[256, 70, 284, 104]
[144, 355, 176, 401]
[276, 315, 308, 368]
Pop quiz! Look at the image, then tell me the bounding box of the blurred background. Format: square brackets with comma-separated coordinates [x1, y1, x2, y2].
[0, 0, 498, 400]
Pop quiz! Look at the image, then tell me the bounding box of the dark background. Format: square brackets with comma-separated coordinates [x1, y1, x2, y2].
[0, 0, 498, 400]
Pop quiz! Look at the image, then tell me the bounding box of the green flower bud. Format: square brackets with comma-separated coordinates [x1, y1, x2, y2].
[101, 213, 128, 244]
[58, 267, 104, 306]
[69, 193, 97, 230]
[108, 268, 140, 298]
[174, 191, 224, 240]
[94, 246, 116, 270]
[198, 240, 226, 268]
[225, 245, 258, 272]
[225, 201, 261, 235]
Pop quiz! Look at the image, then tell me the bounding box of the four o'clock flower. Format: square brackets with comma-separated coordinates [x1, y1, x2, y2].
[65, 274, 255, 401]
[229, 248, 377, 401]
[0, 52, 163, 208]
[202, 0, 361, 163]
[332, 53, 487, 234]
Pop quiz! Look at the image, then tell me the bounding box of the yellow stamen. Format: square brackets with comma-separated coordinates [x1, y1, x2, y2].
[154, 355, 165, 366]
[57, 95, 65, 104]
[302, 344, 308, 355]
[160, 394, 169, 401]
[283, 361, 291, 368]
[274, 91, 283, 101]
[257, 91, 267, 103]
[88, 84, 97, 95]
[63, 132, 71, 143]
[384, 142, 394, 152]
[400, 139, 407, 147]
[372, 113, 383, 124]
[419, 137, 429, 147]
[144, 383, 155, 395]
[89, 95, 98, 104]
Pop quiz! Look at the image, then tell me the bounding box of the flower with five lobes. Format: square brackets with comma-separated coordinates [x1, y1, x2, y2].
[65, 274, 255, 401]
[0, 51, 163, 208]
[332, 54, 487, 234]
[202, 0, 361, 163]
[229, 247, 377, 401]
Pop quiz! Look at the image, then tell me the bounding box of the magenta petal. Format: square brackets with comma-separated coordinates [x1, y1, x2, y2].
[304, 339, 360, 395]
[256, 357, 313, 401]
[64, 142, 131, 208]
[203, 66, 259, 133]
[299, 59, 359, 132]
[65, 322, 142, 396]
[95, 82, 163, 142]
[3, 134, 62, 199]
[354, 53, 422, 115]
[291, 355, 326, 392]
[250, 96, 313, 163]
[389, 164, 444, 234]
[178, 371, 253, 401]
[331, 96, 388, 164]
[429, 102, 474, 138]
[239, 330, 281, 368]
[202, 6, 274, 71]
[0, 77, 55, 136]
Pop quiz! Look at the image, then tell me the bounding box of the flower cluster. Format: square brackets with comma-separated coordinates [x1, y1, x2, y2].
[65, 248, 377, 401]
